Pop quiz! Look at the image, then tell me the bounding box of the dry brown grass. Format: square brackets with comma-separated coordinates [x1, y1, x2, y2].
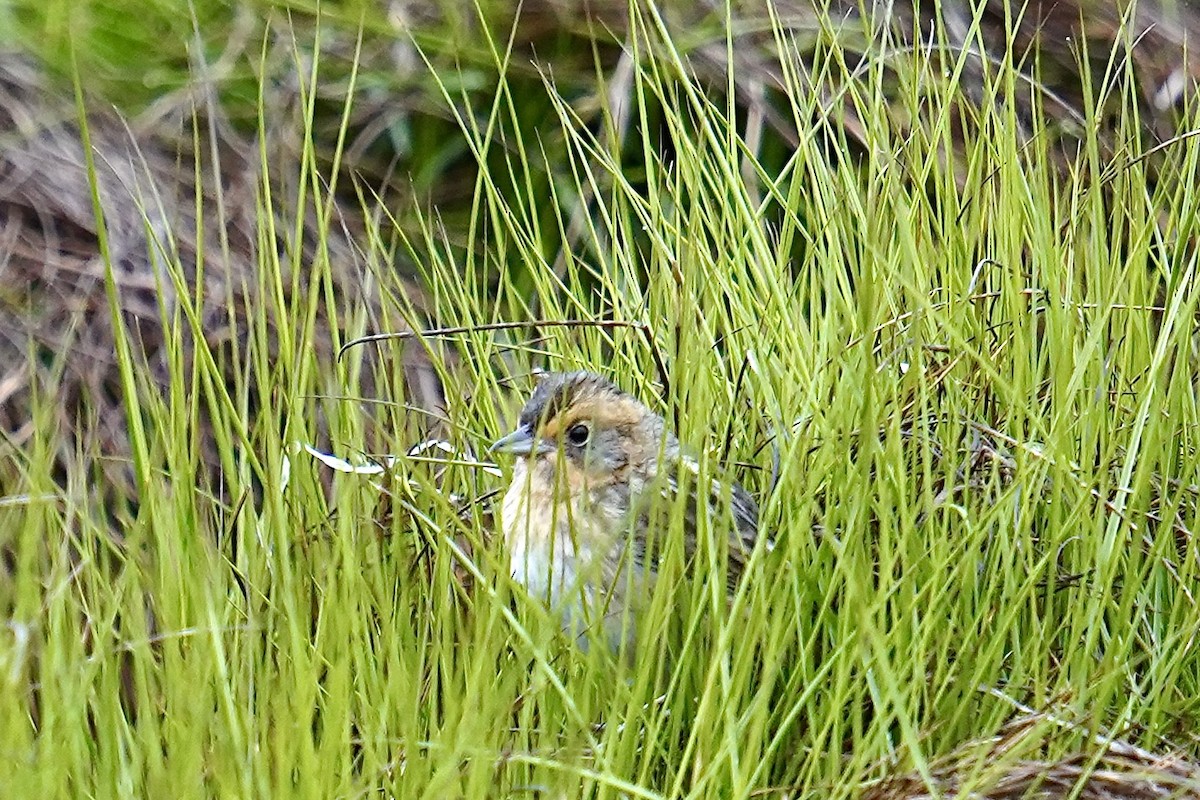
[863, 713, 1200, 800]
[0, 50, 442, 496]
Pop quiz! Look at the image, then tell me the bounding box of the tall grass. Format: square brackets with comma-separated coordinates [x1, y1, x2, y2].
[3, 2, 1200, 798]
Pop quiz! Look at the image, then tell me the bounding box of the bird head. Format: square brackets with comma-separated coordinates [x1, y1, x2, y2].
[490, 371, 673, 487]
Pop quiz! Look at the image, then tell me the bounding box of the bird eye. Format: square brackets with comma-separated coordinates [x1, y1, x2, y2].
[566, 423, 591, 446]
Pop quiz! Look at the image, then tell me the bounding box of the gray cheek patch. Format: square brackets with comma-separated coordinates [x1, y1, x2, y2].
[580, 428, 628, 473]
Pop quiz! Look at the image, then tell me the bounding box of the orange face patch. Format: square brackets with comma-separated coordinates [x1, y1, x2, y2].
[539, 396, 643, 441]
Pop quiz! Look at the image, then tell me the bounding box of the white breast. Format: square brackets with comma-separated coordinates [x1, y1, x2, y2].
[500, 461, 645, 651]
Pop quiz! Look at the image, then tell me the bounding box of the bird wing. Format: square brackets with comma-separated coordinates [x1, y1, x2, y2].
[630, 455, 763, 594]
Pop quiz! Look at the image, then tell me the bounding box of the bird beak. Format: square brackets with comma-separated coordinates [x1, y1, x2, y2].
[489, 426, 552, 456]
